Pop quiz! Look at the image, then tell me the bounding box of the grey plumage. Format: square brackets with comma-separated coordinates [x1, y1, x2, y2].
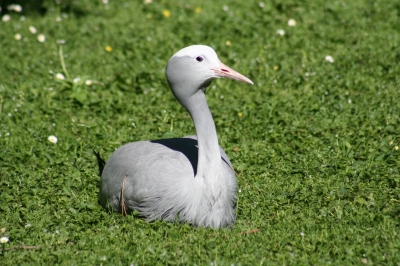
[100, 45, 253, 228]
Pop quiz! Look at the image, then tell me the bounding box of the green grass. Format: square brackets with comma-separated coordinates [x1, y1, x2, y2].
[1, 0, 399, 264]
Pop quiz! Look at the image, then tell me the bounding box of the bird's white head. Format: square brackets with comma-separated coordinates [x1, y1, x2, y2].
[166, 45, 253, 103]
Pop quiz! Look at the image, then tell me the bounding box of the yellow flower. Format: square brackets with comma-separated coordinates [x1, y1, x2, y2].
[195, 7, 202, 13]
[225, 40, 231, 46]
[14, 33, 22, 40]
[395, 146, 399, 151]
[1, 228, 5, 233]
[238, 112, 243, 117]
[105, 45, 112, 52]
[162, 10, 171, 18]
[273, 66, 279, 71]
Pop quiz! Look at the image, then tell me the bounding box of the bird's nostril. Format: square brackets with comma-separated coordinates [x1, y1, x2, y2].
[221, 68, 229, 73]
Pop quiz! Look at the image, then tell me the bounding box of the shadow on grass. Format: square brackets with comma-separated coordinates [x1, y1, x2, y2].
[1, 0, 46, 15]
[0, 0, 87, 17]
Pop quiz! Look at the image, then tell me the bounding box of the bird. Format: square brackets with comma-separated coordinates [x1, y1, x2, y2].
[99, 45, 253, 228]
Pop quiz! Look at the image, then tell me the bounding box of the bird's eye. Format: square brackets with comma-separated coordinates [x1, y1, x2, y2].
[196, 56, 204, 62]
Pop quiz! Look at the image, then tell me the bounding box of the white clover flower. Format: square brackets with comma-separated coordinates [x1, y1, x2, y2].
[0, 236, 9, 244]
[2, 14, 11, 22]
[56, 16, 62, 22]
[48, 135, 58, 143]
[103, 0, 109, 3]
[20, 16, 26, 21]
[38, 34, 46, 42]
[85, 80, 92, 86]
[15, 5, 22, 12]
[259, 2, 265, 8]
[144, 0, 152, 4]
[14, 33, 22, 40]
[325, 55, 334, 63]
[25, 223, 32, 228]
[73, 77, 81, 83]
[300, 232, 305, 236]
[29, 26, 37, 34]
[276, 29, 285, 36]
[9, 4, 22, 12]
[288, 19, 296, 27]
[222, 5, 229, 11]
[56, 73, 65, 80]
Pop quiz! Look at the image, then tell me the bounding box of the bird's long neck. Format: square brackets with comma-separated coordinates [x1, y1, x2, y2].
[183, 90, 222, 180]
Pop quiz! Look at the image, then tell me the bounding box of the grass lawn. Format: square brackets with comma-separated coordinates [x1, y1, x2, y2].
[1, 0, 399, 264]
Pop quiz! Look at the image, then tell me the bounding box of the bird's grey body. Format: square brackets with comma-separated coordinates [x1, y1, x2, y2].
[100, 45, 253, 228]
[100, 136, 237, 227]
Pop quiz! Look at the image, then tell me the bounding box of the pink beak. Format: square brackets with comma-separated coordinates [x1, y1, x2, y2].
[211, 61, 253, 85]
